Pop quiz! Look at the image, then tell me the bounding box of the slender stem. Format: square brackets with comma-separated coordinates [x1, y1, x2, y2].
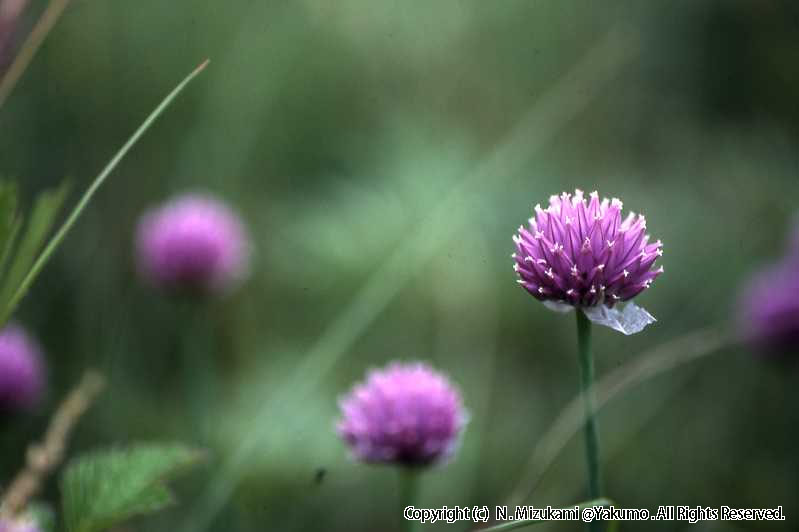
[399, 468, 420, 532]
[0, 370, 105, 516]
[180, 301, 216, 443]
[0, 0, 73, 110]
[0, 59, 208, 325]
[576, 309, 601, 532]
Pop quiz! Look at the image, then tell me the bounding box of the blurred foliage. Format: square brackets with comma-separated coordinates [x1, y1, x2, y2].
[0, 180, 69, 326]
[1, 1, 798, 531]
[61, 443, 203, 532]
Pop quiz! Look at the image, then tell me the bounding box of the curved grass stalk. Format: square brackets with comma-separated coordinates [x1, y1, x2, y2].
[0, 0, 72, 109]
[0, 60, 209, 325]
[505, 327, 730, 508]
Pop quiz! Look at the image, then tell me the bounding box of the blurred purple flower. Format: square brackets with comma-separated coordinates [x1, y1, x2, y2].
[135, 193, 250, 294]
[0, 516, 40, 532]
[337, 362, 467, 468]
[513, 189, 663, 308]
[0, 518, 40, 532]
[0, 0, 28, 70]
[0, 323, 44, 412]
[739, 251, 799, 358]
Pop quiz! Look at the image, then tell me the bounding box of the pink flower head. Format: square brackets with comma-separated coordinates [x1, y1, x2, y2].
[739, 225, 799, 358]
[135, 193, 250, 294]
[337, 362, 467, 468]
[0, 323, 44, 412]
[0, 517, 40, 532]
[513, 189, 663, 308]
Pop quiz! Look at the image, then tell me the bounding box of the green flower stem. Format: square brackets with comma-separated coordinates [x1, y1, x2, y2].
[399, 468, 420, 532]
[576, 309, 602, 532]
[180, 302, 217, 443]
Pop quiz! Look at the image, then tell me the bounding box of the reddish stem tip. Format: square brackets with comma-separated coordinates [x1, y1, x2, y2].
[194, 59, 210, 74]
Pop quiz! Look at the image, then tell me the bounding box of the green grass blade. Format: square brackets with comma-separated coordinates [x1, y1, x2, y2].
[0, 60, 209, 325]
[0, 181, 19, 274]
[506, 328, 728, 507]
[0, 180, 70, 315]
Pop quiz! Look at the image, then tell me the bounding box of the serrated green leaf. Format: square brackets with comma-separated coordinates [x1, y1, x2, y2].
[61, 443, 204, 532]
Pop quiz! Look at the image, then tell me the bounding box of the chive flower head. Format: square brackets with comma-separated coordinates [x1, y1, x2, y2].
[336, 361, 467, 468]
[739, 229, 799, 357]
[0, 517, 41, 532]
[513, 189, 663, 308]
[135, 193, 250, 294]
[0, 323, 44, 412]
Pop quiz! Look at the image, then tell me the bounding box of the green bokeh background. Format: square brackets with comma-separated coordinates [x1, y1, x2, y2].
[2, 1, 798, 530]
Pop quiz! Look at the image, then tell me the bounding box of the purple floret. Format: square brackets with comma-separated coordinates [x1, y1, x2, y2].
[513, 189, 663, 308]
[0, 323, 44, 411]
[739, 255, 799, 357]
[0, 517, 42, 532]
[336, 362, 467, 468]
[135, 193, 250, 294]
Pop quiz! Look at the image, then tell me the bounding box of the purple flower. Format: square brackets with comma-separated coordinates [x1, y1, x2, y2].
[336, 362, 467, 468]
[135, 193, 250, 294]
[0, 517, 41, 532]
[0, 0, 29, 70]
[739, 254, 799, 357]
[0, 323, 44, 412]
[513, 189, 663, 308]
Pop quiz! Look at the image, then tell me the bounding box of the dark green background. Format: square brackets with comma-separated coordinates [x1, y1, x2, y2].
[2, 1, 797, 530]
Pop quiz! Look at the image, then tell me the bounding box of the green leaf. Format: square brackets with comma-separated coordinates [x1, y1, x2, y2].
[0, 180, 19, 273]
[61, 443, 204, 532]
[0, 59, 209, 326]
[0, 180, 70, 316]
